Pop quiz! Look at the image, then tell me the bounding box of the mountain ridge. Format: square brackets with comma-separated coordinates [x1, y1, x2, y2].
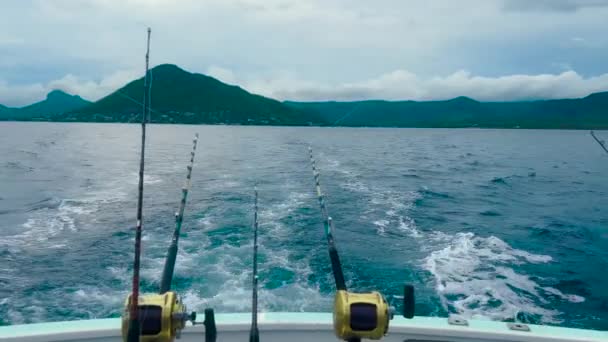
[284, 91, 608, 129]
[0, 90, 91, 120]
[65, 64, 320, 125]
[0, 64, 606, 129]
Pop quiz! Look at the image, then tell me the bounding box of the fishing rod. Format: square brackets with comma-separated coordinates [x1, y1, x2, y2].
[308, 147, 347, 291]
[159, 133, 199, 294]
[590, 130, 608, 154]
[307, 147, 416, 342]
[121, 28, 215, 342]
[125, 27, 152, 342]
[250, 187, 260, 342]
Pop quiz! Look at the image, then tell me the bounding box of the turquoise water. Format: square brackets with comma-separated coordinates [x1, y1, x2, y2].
[0, 122, 606, 330]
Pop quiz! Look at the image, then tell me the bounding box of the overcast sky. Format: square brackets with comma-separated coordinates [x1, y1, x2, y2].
[1, 0, 608, 106]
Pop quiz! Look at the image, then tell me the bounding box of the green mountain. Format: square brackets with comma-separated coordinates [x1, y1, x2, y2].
[285, 92, 608, 129]
[0, 90, 91, 121]
[21, 90, 90, 116]
[1, 64, 606, 128]
[63, 64, 319, 125]
[0, 104, 12, 113]
[0, 104, 17, 120]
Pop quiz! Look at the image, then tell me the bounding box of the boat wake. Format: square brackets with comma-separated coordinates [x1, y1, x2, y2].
[423, 231, 583, 323]
[318, 154, 585, 325]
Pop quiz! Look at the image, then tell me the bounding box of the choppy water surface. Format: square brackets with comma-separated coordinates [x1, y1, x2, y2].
[0, 122, 607, 330]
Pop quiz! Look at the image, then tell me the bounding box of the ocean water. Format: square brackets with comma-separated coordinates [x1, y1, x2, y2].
[0, 122, 607, 330]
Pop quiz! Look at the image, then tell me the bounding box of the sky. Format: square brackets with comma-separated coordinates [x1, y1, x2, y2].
[1, 0, 608, 106]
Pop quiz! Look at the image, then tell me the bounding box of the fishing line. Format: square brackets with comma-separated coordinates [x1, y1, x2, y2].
[250, 186, 260, 342]
[590, 130, 608, 154]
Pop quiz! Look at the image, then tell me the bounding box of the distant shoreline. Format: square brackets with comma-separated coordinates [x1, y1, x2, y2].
[1, 119, 606, 130]
[2, 65, 607, 130]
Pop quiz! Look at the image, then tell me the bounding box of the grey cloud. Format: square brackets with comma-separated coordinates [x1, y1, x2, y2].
[0, 69, 139, 107]
[3, 65, 608, 107]
[1, 0, 608, 105]
[239, 69, 608, 102]
[503, 0, 608, 12]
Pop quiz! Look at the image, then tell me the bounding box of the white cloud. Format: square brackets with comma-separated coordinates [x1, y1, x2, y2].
[0, 69, 139, 107]
[503, 0, 608, 12]
[2, 66, 608, 106]
[48, 69, 140, 101]
[234, 68, 608, 102]
[206, 66, 237, 85]
[0, 81, 46, 107]
[1, 0, 608, 105]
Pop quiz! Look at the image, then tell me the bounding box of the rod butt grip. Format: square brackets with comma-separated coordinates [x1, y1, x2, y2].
[403, 284, 415, 319]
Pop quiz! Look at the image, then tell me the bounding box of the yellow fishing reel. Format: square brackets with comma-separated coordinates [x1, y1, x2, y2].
[333, 290, 390, 340]
[121, 292, 194, 342]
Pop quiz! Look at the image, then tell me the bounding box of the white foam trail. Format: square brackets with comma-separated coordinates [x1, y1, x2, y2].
[314, 154, 584, 324]
[544, 287, 586, 303]
[182, 282, 330, 314]
[423, 232, 582, 323]
[198, 216, 214, 229]
[127, 172, 162, 185]
[322, 155, 423, 238]
[95, 187, 326, 318]
[398, 216, 421, 238]
[259, 191, 310, 237]
[373, 219, 389, 235]
[2, 187, 129, 253]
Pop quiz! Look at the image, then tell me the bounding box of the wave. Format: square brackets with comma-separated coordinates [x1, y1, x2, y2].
[98, 185, 329, 317]
[480, 210, 501, 217]
[126, 172, 163, 185]
[17, 149, 38, 158]
[296, 154, 581, 325]
[4, 161, 33, 172]
[491, 177, 509, 185]
[372, 219, 389, 236]
[1, 188, 128, 253]
[26, 197, 63, 212]
[423, 232, 582, 323]
[419, 187, 452, 199]
[321, 155, 423, 238]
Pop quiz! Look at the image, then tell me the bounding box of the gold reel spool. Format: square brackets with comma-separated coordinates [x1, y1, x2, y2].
[333, 290, 390, 340]
[121, 292, 192, 342]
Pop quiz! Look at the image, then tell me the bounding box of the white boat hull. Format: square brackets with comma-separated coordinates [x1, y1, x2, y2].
[1, 313, 606, 342]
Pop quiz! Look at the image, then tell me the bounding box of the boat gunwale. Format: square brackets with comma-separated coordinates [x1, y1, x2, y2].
[1, 312, 606, 342]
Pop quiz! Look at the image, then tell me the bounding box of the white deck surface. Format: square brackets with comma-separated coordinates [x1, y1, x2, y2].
[1, 313, 607, 342]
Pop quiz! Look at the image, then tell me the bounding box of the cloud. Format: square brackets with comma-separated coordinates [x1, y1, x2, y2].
[0, 69, 139, 107]
[503, 0, 608, 12]
[236, 68, 608, 102]
[2, 66, 608, 106]
[206, 66, 237, 85]
[1, 0, 608, 106]
[0, 81, 46, 107]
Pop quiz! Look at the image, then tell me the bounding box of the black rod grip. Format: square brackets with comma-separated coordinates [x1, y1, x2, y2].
[204, 308, 217, 342]
[329, 247, 347, 291]
[403, 284, 415, 319]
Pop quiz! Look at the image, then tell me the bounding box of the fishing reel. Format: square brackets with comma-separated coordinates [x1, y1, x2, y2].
[308, 147, 417, 341]
[333, 290, 389, 340]
[332, 285, 415, 341]
[121, 291, 195, 342]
